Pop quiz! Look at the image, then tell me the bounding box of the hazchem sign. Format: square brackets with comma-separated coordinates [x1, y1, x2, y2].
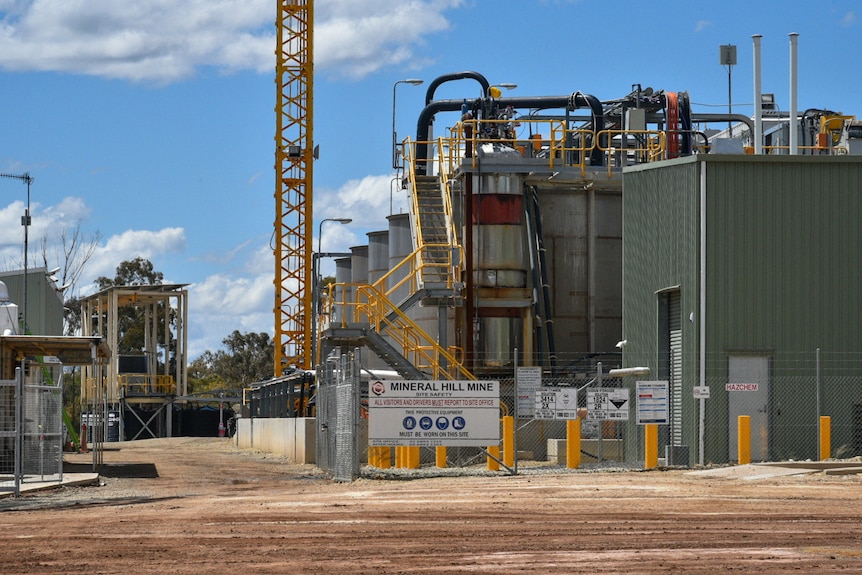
[725, 383, 759, 392]
[586, 388, 630, 421]
[534, 387, 578, 420]
[368, 380, 500, 447]
[636, 380, 669, 425]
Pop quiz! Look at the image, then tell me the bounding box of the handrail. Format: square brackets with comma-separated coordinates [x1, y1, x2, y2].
[596, 129, 667, 177]
[118, 373, 177, 396]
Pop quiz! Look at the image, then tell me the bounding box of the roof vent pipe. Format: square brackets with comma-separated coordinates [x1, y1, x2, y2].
[752, 34, 763, 154]
[789, 33, 799, 155]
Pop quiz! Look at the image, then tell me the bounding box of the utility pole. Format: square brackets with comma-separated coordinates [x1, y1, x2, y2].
[0, 172, 33, 332]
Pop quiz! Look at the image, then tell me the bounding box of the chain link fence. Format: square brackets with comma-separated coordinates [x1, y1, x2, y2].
[276, 348, 862, 480]
[0, 365, 65, 496]
[316, 352, 361, 482]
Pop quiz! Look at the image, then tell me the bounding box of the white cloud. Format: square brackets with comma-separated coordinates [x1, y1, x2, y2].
[695, 20, 711, 33]
[86, 227, 186, 280]
[0, 0, 463, 82]
[841, 11, 855, 27]
[187, 271, 274, 356]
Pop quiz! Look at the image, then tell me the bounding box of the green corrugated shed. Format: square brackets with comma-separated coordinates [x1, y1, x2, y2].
[0, 267, 65, 336]
[622, 154, 862, 465]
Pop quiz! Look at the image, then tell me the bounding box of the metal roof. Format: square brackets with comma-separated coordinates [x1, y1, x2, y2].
[0, 335, 111, 365]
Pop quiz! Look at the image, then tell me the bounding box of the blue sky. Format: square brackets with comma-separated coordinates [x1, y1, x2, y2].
[0, 0, 859, 358]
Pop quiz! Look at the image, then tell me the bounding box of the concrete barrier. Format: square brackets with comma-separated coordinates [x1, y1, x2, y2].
[234, 417, 316, 464]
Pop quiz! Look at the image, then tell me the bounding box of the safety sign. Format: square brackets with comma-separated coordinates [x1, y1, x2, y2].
[368, 380, 500, 447]
[586, 387, 630, 421]
[534, 387, 578, 420]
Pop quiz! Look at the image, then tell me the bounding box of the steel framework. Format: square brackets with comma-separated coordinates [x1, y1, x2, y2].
[275, 0, 314, 373]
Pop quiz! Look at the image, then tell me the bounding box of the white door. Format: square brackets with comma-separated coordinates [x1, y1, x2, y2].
[728, 356, 770, 462]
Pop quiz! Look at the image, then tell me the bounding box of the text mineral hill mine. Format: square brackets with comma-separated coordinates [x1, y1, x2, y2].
[389, 381, 495, 393]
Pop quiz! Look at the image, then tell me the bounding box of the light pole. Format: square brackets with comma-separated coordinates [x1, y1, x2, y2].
[313, 218, 351, 364]
[392, 79, 424, 170]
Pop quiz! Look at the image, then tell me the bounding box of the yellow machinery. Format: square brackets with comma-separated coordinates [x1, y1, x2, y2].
[274, 0, 314, 374]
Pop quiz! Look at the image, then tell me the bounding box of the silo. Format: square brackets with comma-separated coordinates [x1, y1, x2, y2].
[367, 230, 389, 285]
[387, 213, 412, 304]
[332, 256, 352, 326]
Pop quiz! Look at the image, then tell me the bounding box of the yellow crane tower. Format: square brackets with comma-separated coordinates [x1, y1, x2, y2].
[274, 0, 314, 374]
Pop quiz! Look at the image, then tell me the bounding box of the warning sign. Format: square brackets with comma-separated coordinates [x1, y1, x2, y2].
[533, 387, 578, 420]
[586, 388, 630, 421]
[726, 383, 759, 392]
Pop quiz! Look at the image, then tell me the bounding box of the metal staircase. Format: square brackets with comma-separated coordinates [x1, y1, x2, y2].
[411, 175, 454, 288]
[320, 148, 473, 379]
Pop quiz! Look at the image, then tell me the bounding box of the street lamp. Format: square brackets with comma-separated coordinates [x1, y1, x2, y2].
[0, 172, 33, 332]
[312, 218, 351, 365]
[392, 79, 424, 170]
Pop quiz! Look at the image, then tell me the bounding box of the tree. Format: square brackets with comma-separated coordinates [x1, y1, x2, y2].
[93, 258, 170, 359]
[188, 331, 274, 393]
[35, 221, 102, 335]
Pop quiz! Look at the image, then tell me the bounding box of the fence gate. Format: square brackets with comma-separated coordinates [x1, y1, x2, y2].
[316, 352, 360, 482]
[0, 372, 19, 496]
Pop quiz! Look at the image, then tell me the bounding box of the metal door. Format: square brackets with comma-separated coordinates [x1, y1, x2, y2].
[728, 355, 770, 462]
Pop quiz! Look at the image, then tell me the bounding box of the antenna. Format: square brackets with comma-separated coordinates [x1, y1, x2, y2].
[719, 44, 737, 133]
[0, 172, 34, 331]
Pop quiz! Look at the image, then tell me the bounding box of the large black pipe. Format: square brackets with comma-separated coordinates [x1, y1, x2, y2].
[415, 92, 606, 172]
[424, 71, 490, 105]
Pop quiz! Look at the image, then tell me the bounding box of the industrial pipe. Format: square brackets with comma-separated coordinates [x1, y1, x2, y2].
[415, 92, 606, 172]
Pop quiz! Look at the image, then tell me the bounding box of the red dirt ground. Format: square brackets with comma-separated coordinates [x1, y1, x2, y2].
[1, 437, 861, 574]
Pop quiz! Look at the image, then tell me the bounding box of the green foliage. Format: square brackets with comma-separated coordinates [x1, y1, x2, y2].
[94, 257, 171, 359]
[189, 330, 274, 392]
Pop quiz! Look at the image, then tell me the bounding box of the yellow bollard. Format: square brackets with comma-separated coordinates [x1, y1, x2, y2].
[644, 423, 658, 469]
[407, 446, 421, 469]
[435, 446, 447, 468]
[819, 416, 831, 461]
[502, 416, 515, 467]
[487, 445, 500, 471]
[738, 415, 751, 465]
[381, 447, 392, 469]
[566, 418, 581, 469]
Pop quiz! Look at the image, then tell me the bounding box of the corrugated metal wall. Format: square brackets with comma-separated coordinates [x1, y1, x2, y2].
[623, 155, 862, 464]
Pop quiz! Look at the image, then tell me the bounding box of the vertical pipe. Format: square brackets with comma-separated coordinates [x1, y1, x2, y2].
[819, 416, 831, 461]
[789, 33, 799, 155]
[752, 35, 763, 154]
[644, 423, 658, 469]
[738, 415, 751, 464]
[566, 418, 581, 469]
[816, 347, 821, 421]
[463, 126, 475, 372]
[699, 160, 707, 466]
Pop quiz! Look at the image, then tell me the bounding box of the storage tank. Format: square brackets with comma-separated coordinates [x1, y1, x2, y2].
[469, 147, 531, 369]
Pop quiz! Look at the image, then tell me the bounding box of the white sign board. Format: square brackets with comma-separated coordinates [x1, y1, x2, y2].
[534, 387, 578, 420]
[636, 380, 669, 425]
[586, 387, 630, 421]
[693, 385, 710, 399]
[516, 366, 542, 418]
[368, 380, 500, 447]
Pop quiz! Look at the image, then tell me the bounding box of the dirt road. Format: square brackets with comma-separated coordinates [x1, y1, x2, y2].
[1, 438, 860, 574]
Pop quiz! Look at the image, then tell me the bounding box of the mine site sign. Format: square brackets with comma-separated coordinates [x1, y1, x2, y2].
[368, 380, 500, 447]
[586, 387, 630, 421]
[534, 387, 578, 420]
